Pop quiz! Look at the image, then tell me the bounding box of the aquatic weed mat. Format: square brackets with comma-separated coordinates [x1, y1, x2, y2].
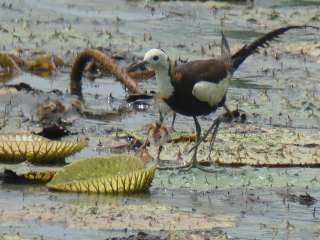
[207, 124, 320, 167]
[92, 123, 320, 167]
[47, 155, 156, 194]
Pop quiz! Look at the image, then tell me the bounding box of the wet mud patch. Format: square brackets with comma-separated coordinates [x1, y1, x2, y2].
[0, 187, 233, 239]
[1, 183, 320, 240]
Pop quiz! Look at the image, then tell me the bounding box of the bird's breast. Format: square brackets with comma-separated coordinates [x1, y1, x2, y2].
[164, 91, 225, 116]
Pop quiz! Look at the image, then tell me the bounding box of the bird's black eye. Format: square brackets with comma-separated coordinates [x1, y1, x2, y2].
[153, 56, 159, 61]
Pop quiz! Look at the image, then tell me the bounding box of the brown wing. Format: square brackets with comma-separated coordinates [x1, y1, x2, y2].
[172, 59, 228, 89]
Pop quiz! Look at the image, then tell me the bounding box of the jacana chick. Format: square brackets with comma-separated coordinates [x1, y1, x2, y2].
[146, 122, 170, 164]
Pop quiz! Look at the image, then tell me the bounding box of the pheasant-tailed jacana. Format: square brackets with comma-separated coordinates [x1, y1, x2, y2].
[130, 25, 317, 171]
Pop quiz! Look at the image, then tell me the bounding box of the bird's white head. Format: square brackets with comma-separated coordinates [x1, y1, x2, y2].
[143, 49, 170, 71]
[143, 49, 174, 98]
[129, 48, 173, 98]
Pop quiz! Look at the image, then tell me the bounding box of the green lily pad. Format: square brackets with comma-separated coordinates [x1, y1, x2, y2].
[209, 125, 320, 167]
[139, 124, 320, 168]
[47, 155, 156, 194]
[0, 134, 86, 164]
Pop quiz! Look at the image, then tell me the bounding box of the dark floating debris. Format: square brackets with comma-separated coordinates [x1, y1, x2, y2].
[105, 231, 168, 240]
[5, 82, 34, 92]
[0, 169, 56, 184]
[111, 133, 144, 153]
[286, 192, 317, 206]
[126, 92, 155, 103]
[35, 123, 71, 140]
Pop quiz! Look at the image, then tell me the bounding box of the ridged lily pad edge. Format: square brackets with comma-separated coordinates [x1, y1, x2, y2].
[47, 155, 156, 194]
[47, 166, 156, 194]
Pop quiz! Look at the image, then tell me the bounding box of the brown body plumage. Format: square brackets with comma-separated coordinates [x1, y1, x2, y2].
[165, 59, 229, 116]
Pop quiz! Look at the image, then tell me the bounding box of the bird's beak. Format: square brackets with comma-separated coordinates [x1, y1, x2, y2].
[127, 60, 148, 72]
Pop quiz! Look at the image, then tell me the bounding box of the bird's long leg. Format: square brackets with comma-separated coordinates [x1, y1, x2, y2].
[188, 108, 240, 154]
[195, 163, 219, 173]
[170, 112, 176, 130]
[224, 105, 233, 118]
[156, 116, 218, 172]
[156, 145, 163, 165]
[192, 119, 224, 173]
[156, 109, 244, 172]
[159, 111, 164, 123]
[206, 119, 222, 161]
[139, 136, 149, 151]
[188, 116, 220, 154]
[153, 117, 194, 171]
[208, 104, 235, 158]
[154, 118, 201, 171]
[191, 116, 201, 166]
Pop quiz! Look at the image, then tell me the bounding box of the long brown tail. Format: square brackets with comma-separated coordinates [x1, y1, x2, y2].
[231, 25, 318, 71]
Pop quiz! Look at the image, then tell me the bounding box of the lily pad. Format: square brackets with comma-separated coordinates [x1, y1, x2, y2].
[208, 124, 320, 167]
[0, 134, 86, 164]
[141, 124, 320, 167]
[47, 155, 156, 194]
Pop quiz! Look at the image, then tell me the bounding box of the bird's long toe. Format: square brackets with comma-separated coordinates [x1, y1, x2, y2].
[195, 163, 217, 173]
[156, 163, 192, 171]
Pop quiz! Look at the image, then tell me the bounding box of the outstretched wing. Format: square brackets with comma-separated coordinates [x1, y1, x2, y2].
[232, 25, 318, 70]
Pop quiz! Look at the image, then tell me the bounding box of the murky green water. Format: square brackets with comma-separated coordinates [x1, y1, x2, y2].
[0, 0, 319, 239]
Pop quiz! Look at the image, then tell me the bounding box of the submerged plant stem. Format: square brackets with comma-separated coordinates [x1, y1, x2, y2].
[70, 49, 144, 98]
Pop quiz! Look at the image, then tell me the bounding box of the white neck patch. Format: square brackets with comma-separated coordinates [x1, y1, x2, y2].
[155, 66, 174, 98]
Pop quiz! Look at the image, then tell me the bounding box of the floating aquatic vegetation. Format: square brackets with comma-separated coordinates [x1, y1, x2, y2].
[169, 131, 196, 143]
[202, 124, 320, 167]
[1, 169, 56, 184]
[0, 53, 21, 81]
[146, 124, 320, 168]
[0, 51, 64, 79]
[35, 98, 82, 121]
[283, 42, 320, 58]
[15, 170, 56, 183]
[24, 54, 64, 75]
[268, 10, 280, 20]
[47, 155, 156, 194]
[0, 134, 86, 164]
